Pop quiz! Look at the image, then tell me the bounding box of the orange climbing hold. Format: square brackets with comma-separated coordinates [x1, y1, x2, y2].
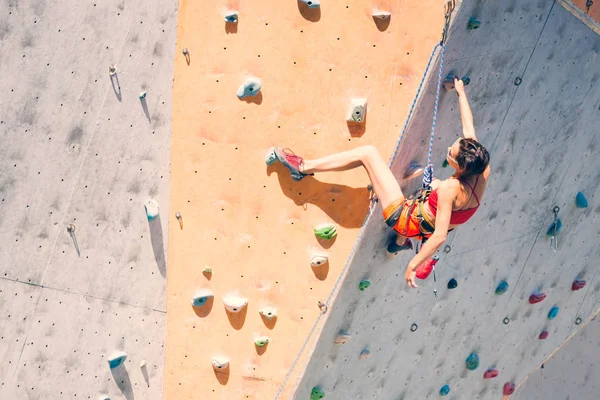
[416, 255, 439, 280]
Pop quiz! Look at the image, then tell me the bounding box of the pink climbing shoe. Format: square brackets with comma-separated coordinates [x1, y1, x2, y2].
[265, 147, 314, 181]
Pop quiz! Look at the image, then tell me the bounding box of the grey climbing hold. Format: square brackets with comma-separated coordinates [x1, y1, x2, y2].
[466, 353, 480, 370]
[192, 289, 214, 307]
[108, 64, 117, 76]
[346, 98, 367, 123]
[259, 307, 277, 320]
[224, 12, 238, 23]
[301, 0, 320, 8]
[360, 349, 371, 360]
[576, 192, 588, 208]
[447, 278, 458, 289]
[182, 48, 189, 56]
[310, 387, 325, 399]
[440, 384, 450, 396]
[495, 280, 509, 295]
[372, 10, 391, 20]
[310, 255, 329, 268]
[236, 77, 262, 99]
[334, 332, 351, 345]
[108, 351, 127, 369]
[548, 306, 559, 320]
[359, 280, 371, 291]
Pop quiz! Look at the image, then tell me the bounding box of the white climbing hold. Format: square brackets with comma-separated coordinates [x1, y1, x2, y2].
[346, 98, 367, 123]
[140, 360, 146, 368]
[139, 91, 147, 99]
[259, 307, 277, 320]
[236, 77, 262, 99]
[144, 199, 159, 221]
[310, 255, 329, 268]
[360, 349, 371, 359]
[212, 356, 229, 369]
[108, 64, 117, 76]
[98, 395, 110, 400]
[300, 0, 320, 8]
[192, 288, 214, 307]
[223, 295, 248, 313]
[334, 332, 351, 345]
[108, 351, 127, 369]
[372, 10, 391, 19]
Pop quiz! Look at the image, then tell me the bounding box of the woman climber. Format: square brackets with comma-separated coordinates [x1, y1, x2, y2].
[268, 78, 490, 289]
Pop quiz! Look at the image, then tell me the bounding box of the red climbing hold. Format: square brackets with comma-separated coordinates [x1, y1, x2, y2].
[572, 279, 586, 291]
[539, 331, 549, 340]
[503, 382, 515, 395]
[483, 369, 498, 379]
[416, 255, 438, 280]
[529, 292, 546, 304]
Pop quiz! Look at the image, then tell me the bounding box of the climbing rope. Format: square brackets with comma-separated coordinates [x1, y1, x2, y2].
[273, 3, 455, 399]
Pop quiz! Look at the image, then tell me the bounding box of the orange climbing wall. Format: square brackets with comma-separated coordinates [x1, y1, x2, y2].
[571, 0, 600, 23]
[166, 1, 443, 398]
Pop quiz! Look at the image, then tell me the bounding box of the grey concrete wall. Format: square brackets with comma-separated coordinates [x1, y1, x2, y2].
[0, 0, 177, 399]
[293, 1, 600, 399]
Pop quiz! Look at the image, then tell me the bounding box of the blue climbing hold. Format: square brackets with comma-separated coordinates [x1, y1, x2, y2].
[466, 353, 480, 370]
[192, 289, 214, 307]
[237, 77, 262, 99]
[439, 384, 450, 396]
[224, 12, 238, 23]
[301, 0, 320, 8]
[548, 306, 559, 320]
[447, 278, 458, 289]
[108, 351, 127, 369]
[576, 192, 588, 208]
[546, 218, 562, 236]
[467, 17, 481, 30]
[495, 280, 509, 295]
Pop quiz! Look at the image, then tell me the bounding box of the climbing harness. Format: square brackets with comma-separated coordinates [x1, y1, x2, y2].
[273, 3, 455, 398]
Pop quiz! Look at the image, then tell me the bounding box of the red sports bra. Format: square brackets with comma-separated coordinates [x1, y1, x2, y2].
[428, 176, 481, 225]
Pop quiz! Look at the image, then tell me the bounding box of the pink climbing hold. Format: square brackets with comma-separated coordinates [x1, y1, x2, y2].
[503, 382, 515, 395]
[572, 279, 586, 291]
[483, 369, 499, 379]
[539, 330, 549, 340]
[416, 255, 438, 280]
[529, 292, 546, 304]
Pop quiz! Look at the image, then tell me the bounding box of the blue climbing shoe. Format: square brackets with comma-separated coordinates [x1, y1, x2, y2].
[387, 237, 413, 254]
[265, 147, 314, 181]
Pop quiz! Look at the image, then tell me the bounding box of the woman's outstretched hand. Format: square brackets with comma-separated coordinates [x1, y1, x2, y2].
[405, 266, 418, 289]
[454, 77, 466, 95]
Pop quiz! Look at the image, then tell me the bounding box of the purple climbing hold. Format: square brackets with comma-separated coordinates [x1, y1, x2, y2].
[483, 369, 498, 379]
[572, 279, 586, 291]
[529, 292, 546, 304]
[503, 382, 515, 395]
[539, 330, 549, 340]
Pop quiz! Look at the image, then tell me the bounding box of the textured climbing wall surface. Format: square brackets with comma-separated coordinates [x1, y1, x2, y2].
[570, 0, 600, 23]
[512, 317, 600, 400]
[295, 1, 600, 399]
[165, 0, 444, 399]
[0, 0, 176, 399]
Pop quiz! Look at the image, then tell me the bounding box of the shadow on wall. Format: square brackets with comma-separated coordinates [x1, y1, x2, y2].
[267, 163, 371, 229]
[110, 365, 134, 400]
[147, 215, 166, 277]
[297, 0, 321, 22]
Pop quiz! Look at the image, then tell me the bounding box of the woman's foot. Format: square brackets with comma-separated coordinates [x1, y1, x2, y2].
[265, 147, 314, 181]
[387, 236, 413, 254]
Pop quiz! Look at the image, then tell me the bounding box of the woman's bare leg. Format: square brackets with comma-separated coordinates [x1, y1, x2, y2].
[302, 145, 404, 209]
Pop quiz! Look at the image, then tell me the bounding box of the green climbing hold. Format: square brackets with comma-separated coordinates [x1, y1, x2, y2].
[495, 280, 509, 295]
[310, 387, 325, 399]
[254, 336, 269, 347]
[576, 192, 588, 208]
[439, 384, 450, 396]
[467, 17, 481, 30]
[314, 223, 337, 240]
[442, 159, 449, 168]
[359, 280, 371, 291]
[466, 353, 480, 370]
[447, 278, 458, 289]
